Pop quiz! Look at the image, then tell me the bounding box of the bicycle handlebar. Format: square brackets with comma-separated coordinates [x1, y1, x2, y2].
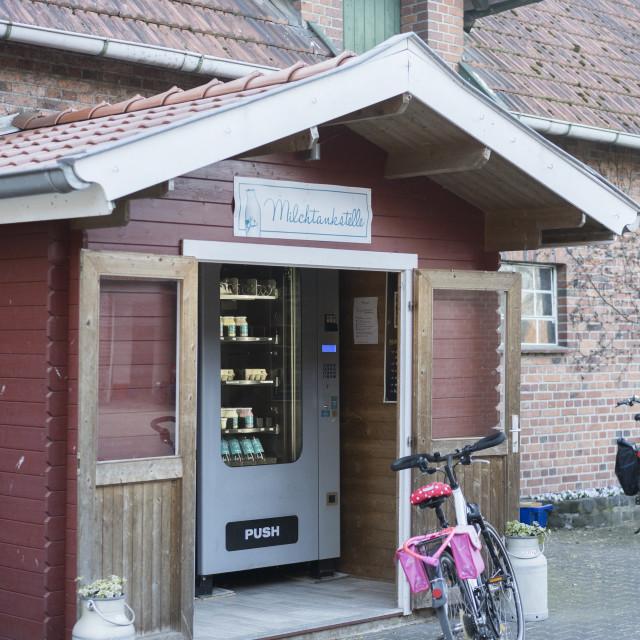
[617, 395, 640, 407]
[390, 430, 505, 472]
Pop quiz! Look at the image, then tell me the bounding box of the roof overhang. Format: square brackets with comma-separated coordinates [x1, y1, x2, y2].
[1, 33, 638, 251]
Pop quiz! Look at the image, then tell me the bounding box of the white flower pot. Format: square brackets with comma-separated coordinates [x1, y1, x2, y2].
[72, 595, 135, 640]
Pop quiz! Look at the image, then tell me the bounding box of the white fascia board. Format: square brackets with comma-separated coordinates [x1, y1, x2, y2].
[400, 37, 640, 234]
[69, 41, 413, 202]
[0, 183, 112, 224]
[183, 239, 418, 271]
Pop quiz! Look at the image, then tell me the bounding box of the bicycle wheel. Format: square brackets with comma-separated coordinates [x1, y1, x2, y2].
[435, 551, 477, 640]
[480, 523, 524, 640]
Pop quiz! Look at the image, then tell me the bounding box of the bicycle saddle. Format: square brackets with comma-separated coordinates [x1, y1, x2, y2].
[410, 482, 452, 507]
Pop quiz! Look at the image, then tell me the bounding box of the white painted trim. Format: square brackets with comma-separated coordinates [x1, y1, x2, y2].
[182, 238, 416, 614]
[182, 239, 418, 271]
[0, 183, 112, 224]
[0, 21, 277, 79]
[397, 269, 413, 615]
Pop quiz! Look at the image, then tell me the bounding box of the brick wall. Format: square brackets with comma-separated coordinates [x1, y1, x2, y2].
[401, 0, 465, 67]
[505, 140, 640, 497]
[0, 41, 206, 119]
[294, 0, 344, 51]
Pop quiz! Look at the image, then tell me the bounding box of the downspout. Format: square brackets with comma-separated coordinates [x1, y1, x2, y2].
[0, 21, 278, 79]
[512, 113, 640, 150]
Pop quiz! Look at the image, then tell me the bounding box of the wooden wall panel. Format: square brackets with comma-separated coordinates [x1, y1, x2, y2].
[337, 270, 397, 581]
[0, 221, 70, 639]
[96, 479, 181, 634]
[87, 129, 495, 272]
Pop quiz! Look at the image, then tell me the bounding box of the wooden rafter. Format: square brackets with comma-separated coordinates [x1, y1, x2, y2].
[385, 143, 491, 179]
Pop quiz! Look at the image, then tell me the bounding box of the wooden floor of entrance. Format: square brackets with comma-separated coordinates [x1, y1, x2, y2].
[193, 575, 401, 640]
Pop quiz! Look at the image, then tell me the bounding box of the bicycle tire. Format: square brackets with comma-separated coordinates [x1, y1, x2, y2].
[435, 551, 477, 640]
[480, 523, 524, 640]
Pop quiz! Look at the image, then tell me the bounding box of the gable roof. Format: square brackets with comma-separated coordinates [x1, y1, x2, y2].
[0, 0, 331, 72]
[464, 0, 640, 136]
[0, 33, 638, 251]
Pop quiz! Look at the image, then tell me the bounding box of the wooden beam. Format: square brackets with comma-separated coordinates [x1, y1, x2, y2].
[71, 199, 130, 230]
[234, 127, 319, 158]
[324, 94, 412, 126]
[384, 143, 491, 178]
[484, 206, 586, 252]
[540, 228, 617, 247]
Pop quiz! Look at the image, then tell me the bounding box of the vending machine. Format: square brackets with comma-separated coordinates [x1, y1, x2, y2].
[196, 263, 340, 580]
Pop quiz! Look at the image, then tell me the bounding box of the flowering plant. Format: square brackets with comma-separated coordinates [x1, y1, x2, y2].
[530, 486, 623, 503]
[76, 575, 126, 598]
[505, 520, 549, 544]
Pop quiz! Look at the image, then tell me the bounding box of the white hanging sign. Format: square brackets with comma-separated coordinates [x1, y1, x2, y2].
[233, 177, 372, 243]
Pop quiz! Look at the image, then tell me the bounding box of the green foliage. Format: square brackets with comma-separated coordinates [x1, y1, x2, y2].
[76, 575, 126, 598]
[505, 520, 549, 544]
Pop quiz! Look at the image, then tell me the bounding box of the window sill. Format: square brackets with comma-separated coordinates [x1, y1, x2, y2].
[521, 345, 572, 355]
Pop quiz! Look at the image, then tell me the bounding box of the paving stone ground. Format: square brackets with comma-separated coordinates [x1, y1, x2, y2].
[351, 520, 640, 639]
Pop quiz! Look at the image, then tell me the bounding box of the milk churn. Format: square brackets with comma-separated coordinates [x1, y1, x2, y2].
[505, 536, 548, 621]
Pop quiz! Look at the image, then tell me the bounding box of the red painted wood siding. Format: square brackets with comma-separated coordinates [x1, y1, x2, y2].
[86, 129, 497, 272]
[0, 221, 70, 640]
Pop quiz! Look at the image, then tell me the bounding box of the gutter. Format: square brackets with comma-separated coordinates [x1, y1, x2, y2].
[512, 113, 640, 150]
[0, 21, 278, 79]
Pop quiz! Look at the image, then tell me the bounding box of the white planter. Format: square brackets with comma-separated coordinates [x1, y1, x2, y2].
[505, 535, 548, 622]
[72, 595, 135, 640]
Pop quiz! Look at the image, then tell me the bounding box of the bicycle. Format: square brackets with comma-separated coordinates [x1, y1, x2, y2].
[614, 396, 640, 517]
[391, 431, 524, 640]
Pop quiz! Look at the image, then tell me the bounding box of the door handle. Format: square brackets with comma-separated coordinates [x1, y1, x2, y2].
[510, 415, 520, 453]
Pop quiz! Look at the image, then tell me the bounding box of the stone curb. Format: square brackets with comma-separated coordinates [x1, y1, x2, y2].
[544, 494, 640, 529]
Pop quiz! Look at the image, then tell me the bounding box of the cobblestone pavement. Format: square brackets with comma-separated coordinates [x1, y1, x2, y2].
[352, 520, 640, 639]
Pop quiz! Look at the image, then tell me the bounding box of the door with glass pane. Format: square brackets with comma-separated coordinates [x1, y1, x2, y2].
[413, 270, 521, 536]
[78, 250, 197, 640]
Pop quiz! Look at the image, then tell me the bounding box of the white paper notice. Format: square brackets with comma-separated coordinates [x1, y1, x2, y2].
[353, 297, 378, 344]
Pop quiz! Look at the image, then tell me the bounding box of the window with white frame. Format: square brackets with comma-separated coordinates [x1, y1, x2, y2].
[500, 263, 558, 346]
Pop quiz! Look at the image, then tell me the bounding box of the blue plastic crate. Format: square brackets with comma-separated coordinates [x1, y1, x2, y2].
[519, 503, 552, 528]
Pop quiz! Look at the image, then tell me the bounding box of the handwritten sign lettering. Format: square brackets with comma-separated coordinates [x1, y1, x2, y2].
[233, 177, 372, 243]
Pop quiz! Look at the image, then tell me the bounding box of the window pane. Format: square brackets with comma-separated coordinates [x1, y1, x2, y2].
[521, 318, 537, 344]
[536, 292, 553, 316]
[535, 267, 552, 291]
[522, 291, 534, 315]
[431, 289, 504, 438]
[98, 278, 178, 461]
[539, 319, 556, 344]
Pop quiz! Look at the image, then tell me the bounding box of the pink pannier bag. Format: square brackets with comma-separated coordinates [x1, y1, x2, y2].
[394, 547, 430, 594]
[450, 525, 485, 579]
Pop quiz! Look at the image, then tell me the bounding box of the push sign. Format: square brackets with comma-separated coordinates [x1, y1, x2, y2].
[226, 516, 298, 551]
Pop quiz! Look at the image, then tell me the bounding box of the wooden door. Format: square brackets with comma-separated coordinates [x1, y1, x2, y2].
[78, 250, 197, 639]
[413, 270, 521, 537]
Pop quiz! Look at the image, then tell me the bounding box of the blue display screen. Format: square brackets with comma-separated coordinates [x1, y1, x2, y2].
[322, 344, 337, 353]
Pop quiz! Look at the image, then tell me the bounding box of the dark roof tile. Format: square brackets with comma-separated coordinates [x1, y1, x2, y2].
[466, 0, 640, 134]
[0, 0, 332, 68]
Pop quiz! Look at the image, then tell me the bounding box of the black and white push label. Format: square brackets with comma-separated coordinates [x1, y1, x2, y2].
[226, 516, 299, 551]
